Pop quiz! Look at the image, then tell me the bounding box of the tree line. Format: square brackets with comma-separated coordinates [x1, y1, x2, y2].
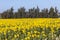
[0, 7, 59, 18]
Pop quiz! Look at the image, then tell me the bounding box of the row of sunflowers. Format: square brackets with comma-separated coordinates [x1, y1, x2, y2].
[0, 18, 60, 40]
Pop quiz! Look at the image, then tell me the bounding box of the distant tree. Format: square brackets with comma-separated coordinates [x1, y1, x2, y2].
[41, 8, 49, 18]
[54, 7, 58, 18]
[0, 13, 2, 18]
[49, 7, 58, 18]
[17, 7, 26, 18]
[28, 7, 40, 18]
[28, 7, 35, 18]
[0, 7, 59, 18]
[1, 11, 8, 18]
[55, 7, 58, 13]
[14, 12, 18, 18]
[35, 6, 40, 17]
[1, 7, 14, 18]
[8, 7, 14, 18]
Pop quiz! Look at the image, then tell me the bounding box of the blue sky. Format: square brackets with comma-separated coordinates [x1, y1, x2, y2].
[0, 0, 60, 12]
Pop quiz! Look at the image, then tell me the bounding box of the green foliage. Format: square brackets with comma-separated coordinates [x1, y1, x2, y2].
[0, 26, 60, 40]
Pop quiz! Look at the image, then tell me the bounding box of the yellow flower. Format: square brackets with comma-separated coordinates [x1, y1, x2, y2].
[21, 39, 24, 40]
[32, 34, 35, 38]
[37, 35, 40, 37]
[14, 35, 17, 38]
[25, 37, 27, 40]
[34, 31, 37, 33]
[0, 19, 60, 40]
[5, 39, 7, 40]
[28, 32, 31, 35]
[27, 37, 30, 39]
[22, 30, 25, 33]
[43, 33, 46, 37]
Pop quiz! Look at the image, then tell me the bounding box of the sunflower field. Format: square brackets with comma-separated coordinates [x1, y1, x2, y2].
[0, 18, 60, 40]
